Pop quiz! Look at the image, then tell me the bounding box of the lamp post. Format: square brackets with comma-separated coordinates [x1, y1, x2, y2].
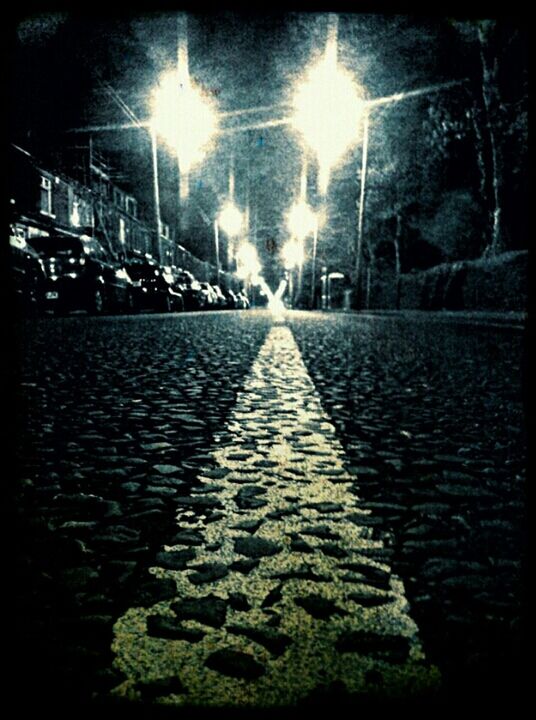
[151, 15, 218, 263]
[235, 241, 261, 304]
[290, 15, 364, 196]
[281, 237, 304, 307]
[310, 216, 319, 309]
[217, 200, 243, 274]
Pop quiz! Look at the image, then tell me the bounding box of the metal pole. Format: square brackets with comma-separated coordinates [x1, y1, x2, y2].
[355, 108, 369, 305]
[150, 126, 162, 263]
[288, 272, 294, 308]
[297, 255, 303, 306]
[310, 218, 318, 309]
[214, 219, 220, 286]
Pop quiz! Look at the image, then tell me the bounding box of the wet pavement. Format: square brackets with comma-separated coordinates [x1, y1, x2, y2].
[8, 309, 527, 713]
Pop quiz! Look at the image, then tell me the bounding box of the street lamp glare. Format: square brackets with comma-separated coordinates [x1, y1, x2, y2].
[235, 241, 261, 281]
[151, 69, 218, 173]
[281, 238, 304, 270]
[287, 200, 317, 240]
[290, 52, 364, 193]
[218, 201, 243, 237]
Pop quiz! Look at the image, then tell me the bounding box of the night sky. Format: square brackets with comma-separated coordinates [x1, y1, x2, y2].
[7, 9, 526, 286]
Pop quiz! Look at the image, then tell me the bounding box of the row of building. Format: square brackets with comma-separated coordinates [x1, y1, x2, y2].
[8, 141, 235, 286]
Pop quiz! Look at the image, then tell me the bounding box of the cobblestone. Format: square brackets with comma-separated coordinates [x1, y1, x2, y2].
[12, 310, 525, 709]
[109, 325, 439, 707]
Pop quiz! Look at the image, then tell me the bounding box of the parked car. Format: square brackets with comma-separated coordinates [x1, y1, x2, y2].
[26, 234, 135, 315]
[123, 251, 183, 312]
[222, 288, 239, 309]
[199, 281, 218, 308]
[9, 230, 46, 315]
[235, 290, 250, 309]
[211, 284, 227, 309]
[171, 268, 206, 310]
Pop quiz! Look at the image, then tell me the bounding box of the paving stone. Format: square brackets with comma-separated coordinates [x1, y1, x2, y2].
[319, 542, 348, 559]
[266, 507, 299, 520]
[153, 464, 182, 475]
[231, 519, 262, 534]
[234, 536, 282, 558]
[226, 452, 252, 461]
[201, 467, 231, 480]
[273, 569, 329, 582]
[335, 631, 410, 661]
[140, 442, 173, 451]
[188, 563, 229, 585]
[146, 485, 178, 497]
[203, 512, 226, 524]
[228, 593, 251, 611]
[294, 594, 347, 620]
[227, 625, 292, 657]
[261, 584, 283, 608]
[290, 538, 315, 553]
[347, 591, 394, 607]
[56, 521, 99, 534]
[337, 563, 391, 588]
[300, 525, 340, 540]
[121, 482, 141, 493]
[155, 548, 196, 570]
[169, 530, 204, 546]
[302, 502, 344, 513]
[235, 486, 268, 510]
[137, 676, 187, 699]
[205, 649, 265, 680]
[175, 495, 223, 509]
[437, 484, 496, 498]
[253, 459, 278, 469]
[146, 615, 205, 642]
[170, 595, 227, 628]
[60, 566, 100, 588]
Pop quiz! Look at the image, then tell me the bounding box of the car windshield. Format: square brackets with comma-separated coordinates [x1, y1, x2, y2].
[177, 273, 194, 283]
[27, 236, 83, 257]
[125, 262, 157, 280]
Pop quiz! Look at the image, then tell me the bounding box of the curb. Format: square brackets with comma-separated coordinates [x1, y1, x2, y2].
[304, 309, 528, 329]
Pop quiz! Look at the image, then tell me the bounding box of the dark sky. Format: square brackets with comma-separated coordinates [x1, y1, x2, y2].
[9, 10, 508, 282]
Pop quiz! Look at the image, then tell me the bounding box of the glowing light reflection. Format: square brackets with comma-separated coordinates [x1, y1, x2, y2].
[151, 69, 218, 174]
[291, 39, 363, 194]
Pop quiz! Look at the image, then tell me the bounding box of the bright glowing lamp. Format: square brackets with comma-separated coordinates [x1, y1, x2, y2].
[287, 200, 317, 240]
[290, 40, 363, 194]
[218, 202, 243, 237]
[236, 241, 261, 281]
[281, 238, 304, 270]
[151, 69, 218, 174]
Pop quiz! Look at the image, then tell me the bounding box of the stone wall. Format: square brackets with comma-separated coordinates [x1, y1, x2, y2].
[369, 251, 528, 312]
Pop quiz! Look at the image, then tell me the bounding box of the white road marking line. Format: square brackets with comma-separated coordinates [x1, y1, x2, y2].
[109, 324, 440, 706]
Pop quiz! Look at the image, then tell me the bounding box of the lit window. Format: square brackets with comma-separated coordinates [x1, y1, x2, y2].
[114, 188, 125, 209]
[40, 176, 53, 215]
[126, 196, 137, 218]
[119, 217, 126, 245]
[71, 196, 80, 227]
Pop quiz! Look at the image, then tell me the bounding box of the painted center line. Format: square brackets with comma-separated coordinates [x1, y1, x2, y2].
[109, 324, 440, 706]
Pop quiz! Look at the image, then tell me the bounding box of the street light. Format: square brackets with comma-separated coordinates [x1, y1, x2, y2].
[235, 241, 261, 282]
[235, 240, 262, 304]
[287, 200, 317, 240]
[281, 238, 305, 307]
[150, 68, 218, 199]
[218, 201, 243, 238]
[290, 18, 364, 194]
[281, 238, 304, 271]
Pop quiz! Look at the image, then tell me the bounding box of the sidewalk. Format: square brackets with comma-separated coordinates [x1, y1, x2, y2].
[318, 308, 528, 330]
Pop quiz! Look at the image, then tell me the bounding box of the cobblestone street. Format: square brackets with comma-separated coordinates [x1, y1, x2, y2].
[9, 309, 526, 713]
